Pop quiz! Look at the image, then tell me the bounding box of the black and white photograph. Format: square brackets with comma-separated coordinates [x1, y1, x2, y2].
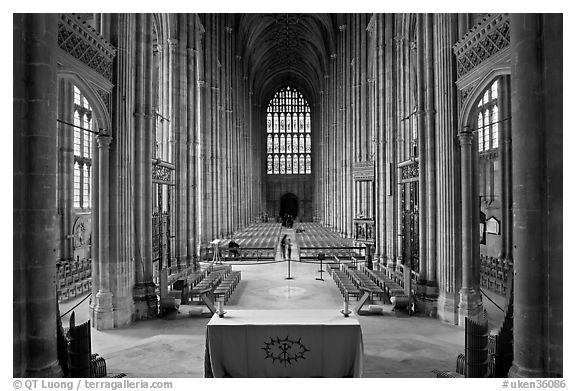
[11, 4, 568, 386]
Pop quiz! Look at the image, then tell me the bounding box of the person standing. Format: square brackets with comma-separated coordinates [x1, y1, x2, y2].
[280, 234, 288, 260]
[286, 237, 292, 260]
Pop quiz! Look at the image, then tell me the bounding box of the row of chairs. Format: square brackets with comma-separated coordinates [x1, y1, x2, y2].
[326, 261, 362, 300]
[222, 248, 275, 260]
[188, 265, 232, 303]
[58, 278, 92, 303]
[213, 271, 242, 303]
[300, 249, 363, 259]
[57, 258, 91, 279]
[362, 266, 406, 300]
[57, 259, 93, 303]
[342, 263, 386, 301]
[480, 255, 512, 295]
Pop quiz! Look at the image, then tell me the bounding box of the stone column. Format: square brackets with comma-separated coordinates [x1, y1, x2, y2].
[457, 128, 482, 324]
[93, 134, 114, 329]
[187, 17, 199, 266]
[416, 14, 428, 297]
[331, 52, 338, 229]
[423, 13, 438, 314]
[434, 13, 460, 324]
[498, 75, 513, 266]
[384, 14, 397, 269]
[172, 33, 185, 266]
[133, 14, 157, 319]
[195, 17, 205, 262]
[57, 79, 74, 263]
[508, 13, 563, 378]
[13, 13, 63, 378]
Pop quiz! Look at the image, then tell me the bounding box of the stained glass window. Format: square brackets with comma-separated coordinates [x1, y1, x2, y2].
[266, 86, 312, 174]
[477, 80, 500, 152]
[73, 86, 93, 209]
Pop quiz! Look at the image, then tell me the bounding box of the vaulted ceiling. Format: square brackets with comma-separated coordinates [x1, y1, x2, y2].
[237, 14, 337, 107]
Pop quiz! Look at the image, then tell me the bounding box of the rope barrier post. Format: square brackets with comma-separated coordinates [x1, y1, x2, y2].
[316, 253, 325, 281]
[285, 256, 293, 280]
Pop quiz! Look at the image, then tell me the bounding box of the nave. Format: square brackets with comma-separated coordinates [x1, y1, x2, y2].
[14, 13, 562, 378]
[58, 223, 506, 378]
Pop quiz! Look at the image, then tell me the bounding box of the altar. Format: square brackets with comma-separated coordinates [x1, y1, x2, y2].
[204, 309, 364, 378]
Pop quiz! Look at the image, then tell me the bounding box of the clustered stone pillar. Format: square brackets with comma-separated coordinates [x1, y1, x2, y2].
[133, 13, 158, 320]
[457, 128, 483, 324]
[497, 75, 513, 268]
[434, 13, 460, 324]
[13, 13, 63, 378]
[423, 14, 438, 312]
[383, 14, 397, 270]
[415, 14, 428, 300]
[508, 13, 563, 378]
[56, 79, 75, 264]
[98, 13, 132, 330]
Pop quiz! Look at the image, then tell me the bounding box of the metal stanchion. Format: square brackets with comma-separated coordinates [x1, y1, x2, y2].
[285, 257, 293, 280]
[316, 253, 325, 281]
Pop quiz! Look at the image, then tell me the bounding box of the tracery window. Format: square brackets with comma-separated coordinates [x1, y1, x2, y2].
[73, 86, 93, 209]
[477, 80, 499, 152]
[266, 86, 312, 174]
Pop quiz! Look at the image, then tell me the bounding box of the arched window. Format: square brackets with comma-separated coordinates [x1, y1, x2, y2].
[266, 86, 312, 174]
[477, 80, 499, 152]
[73, 86, 93, 209]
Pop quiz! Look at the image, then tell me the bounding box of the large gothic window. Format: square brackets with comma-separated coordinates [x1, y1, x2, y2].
[73, 86, 93, 209]
[477, 80, 499, 152]
[266, 86, 311, 174]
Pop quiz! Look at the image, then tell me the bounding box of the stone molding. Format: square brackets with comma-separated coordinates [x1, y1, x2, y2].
[453, 14, 510, 79]
[58, 14, 117, 82]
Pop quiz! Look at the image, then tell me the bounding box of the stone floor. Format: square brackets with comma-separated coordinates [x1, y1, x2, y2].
[59, 225, 506, 378]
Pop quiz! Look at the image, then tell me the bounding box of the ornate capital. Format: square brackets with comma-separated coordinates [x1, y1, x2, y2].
[96, 133, 112, 149]
[458, 128, 474, 146]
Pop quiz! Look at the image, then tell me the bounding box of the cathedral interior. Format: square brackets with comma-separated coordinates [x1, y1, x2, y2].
[13, 13, 563, 378]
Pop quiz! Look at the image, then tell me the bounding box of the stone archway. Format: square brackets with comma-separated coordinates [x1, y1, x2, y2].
[279, 193, 298, 219]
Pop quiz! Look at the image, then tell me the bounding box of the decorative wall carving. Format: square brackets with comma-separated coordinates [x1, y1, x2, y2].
[152, 160, 175, 184]
[72, 216, 91, 249]
[353, 160, 375, 181]
[453, 14, 510, 79]
[400, 162, 419, 181]
[354, 219, 375, 243]
[58, 14, 117, 81]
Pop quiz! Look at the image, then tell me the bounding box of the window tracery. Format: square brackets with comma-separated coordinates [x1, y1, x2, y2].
[477, 79, 499, 152]
[266, 86, 312, 174]
[73, 85, 93, 209]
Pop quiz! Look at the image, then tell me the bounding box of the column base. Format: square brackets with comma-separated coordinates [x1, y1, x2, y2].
[91, 290, 115, 330]
[458, 288, 484, 325]
[133, 282, 158, 321]
[113, 295, 135, 328]
[437, 292, 460, 325]
[25, 359, 64, 378]
[508, 363, 547, 378]
[414, 281, 438, 317]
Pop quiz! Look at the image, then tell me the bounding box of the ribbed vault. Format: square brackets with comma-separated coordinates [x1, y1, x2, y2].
[237, 13, 336, 106]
